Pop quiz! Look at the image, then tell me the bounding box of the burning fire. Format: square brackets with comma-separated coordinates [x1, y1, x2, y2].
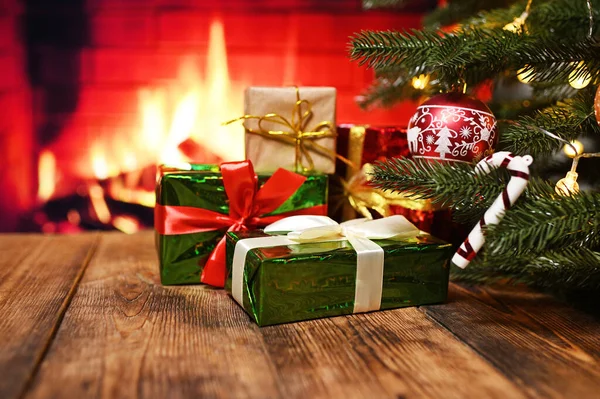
[90, 17, 244, 179]
[35, 17, 246, 233]
[37, 150, 56, 202]
[91, 147, 110, 180]
[88, 183, 111, 224]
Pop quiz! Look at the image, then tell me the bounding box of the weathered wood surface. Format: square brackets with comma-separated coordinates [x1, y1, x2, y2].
[0, 233, 98, 399]
[0, 231, 599, 399]
[422, 284, 600, 399]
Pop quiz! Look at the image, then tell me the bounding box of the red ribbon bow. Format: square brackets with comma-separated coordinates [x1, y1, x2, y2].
[155, 160, 326, 287]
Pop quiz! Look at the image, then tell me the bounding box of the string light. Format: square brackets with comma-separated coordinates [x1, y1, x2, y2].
[563, 140, 584, 158]
[411, 74, 430, 90]
[555, 171, 580, 196]
[517, 67, 535, 84]
[501, 121, 595, 197]
[528, 123, 597, 197]
[503, 0, 533, 33]
[503, 0, 598, 197]
[503, 11, 529, 33]
[555, 152, 600, 196]
[568, 62, 592, 89]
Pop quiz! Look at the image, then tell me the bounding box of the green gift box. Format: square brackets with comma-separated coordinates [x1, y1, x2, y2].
[155, 162, 329, 286]
[224, 216, 452, 326]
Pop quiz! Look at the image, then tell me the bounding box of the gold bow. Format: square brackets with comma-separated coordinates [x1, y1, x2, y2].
[225, 87, 350, 173]
[343, 163, 442, 220]
[338, 126, 441, 220]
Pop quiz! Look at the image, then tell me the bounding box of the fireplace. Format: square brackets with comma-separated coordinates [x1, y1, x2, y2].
[0, 0, 431, 233]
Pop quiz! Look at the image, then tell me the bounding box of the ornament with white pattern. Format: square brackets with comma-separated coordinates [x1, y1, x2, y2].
[408, 93, 498, 163]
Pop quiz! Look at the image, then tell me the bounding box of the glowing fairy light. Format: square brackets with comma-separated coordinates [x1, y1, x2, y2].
[411, 74, 430, 90]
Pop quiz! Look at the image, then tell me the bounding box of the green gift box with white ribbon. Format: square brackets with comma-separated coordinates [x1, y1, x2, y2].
[224, 215, 452, 326]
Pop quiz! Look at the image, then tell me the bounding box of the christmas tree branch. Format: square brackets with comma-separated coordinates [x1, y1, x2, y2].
[349, 6, 600, 107]
[370, 157, 553, 206]
[527, 0, 600, 40]
[501, 88, 600, 157]
[466, 2, 526, 29]
[520, 248, 600, 290]
[350, 28, 533, 95]
[453, 247, 600, 290]
[424, 0, 516, 29]
[485, 191, 600, 255]
[349, 29, 455, 70]
[371, 157, 500, 204]
[357, 76, 428, 109]
[350, 27, 600, 83]
[466, 0, 600, 40]
[515, 38, 600, 85]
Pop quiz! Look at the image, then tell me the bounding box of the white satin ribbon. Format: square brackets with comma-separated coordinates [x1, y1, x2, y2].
[231, 215, 420, 313]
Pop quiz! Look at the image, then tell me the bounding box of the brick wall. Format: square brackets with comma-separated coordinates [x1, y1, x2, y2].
[75, 4, 422, 121]
[0, 0, 33, 231]
[0, 0, 425, 230]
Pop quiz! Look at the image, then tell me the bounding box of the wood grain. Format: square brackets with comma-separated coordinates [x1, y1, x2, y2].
[24, 231, 523, 399]
[0, 233, 98, 399]
[422, 284, 600, 398]
[24, 231, 283, 399]
[12, 230, 600, 399]
[260, 309, 527, 399]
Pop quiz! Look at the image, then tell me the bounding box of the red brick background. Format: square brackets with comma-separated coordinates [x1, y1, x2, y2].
[0, 0, 426, 231]
[76, 9, 422, 121]
[0, 1, 33, 231]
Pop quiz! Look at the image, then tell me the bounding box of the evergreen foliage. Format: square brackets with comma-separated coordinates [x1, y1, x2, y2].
[352, 0, 600, 290]
[501, 88, 600, 156]
[350, 29, 600, 92]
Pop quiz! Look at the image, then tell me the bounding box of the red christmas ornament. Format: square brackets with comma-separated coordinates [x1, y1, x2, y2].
[407, 93, 498, 163]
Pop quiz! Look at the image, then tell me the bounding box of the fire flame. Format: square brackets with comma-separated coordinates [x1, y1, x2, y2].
[59, 16, 244, 187]
[193, 18, 244, 158]
[37, 150, 56, 202]
[112, 215, 139, 234]
[88, 183, 111, 223]
[36, 17, 247, 230]
[91, 146, 110, 180]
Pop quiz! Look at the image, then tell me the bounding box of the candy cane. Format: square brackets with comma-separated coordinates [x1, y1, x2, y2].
[452, 151, 533, 268]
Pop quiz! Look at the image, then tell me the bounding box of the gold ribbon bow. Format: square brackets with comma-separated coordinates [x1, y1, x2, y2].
[339, 126, 441, 220]
[343, 163, 442, 220]
[225, 87, 349, 173]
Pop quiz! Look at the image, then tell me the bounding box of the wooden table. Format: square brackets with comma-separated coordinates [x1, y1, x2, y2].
[2, 231, 600, 399]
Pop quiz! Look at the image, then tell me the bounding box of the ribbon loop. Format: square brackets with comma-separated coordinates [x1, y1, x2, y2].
[342, 215, 420, 240]
[155, 161, 326, 287]
[265, 215, 341, 241]
[224, 87, 353, 173]
[343, 163, 443, 220]
[221, 161, 258, 221]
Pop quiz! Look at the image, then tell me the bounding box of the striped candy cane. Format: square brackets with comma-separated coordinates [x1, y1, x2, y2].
[452, 151, 533, 268]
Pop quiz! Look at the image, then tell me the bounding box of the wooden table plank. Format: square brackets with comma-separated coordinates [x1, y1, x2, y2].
[24, 231, 283, 399]
[422, 284, 600, 398]
[0, 233, 98, 399]
[260, 309, 527, 399]
[24, 231, 526, 399]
